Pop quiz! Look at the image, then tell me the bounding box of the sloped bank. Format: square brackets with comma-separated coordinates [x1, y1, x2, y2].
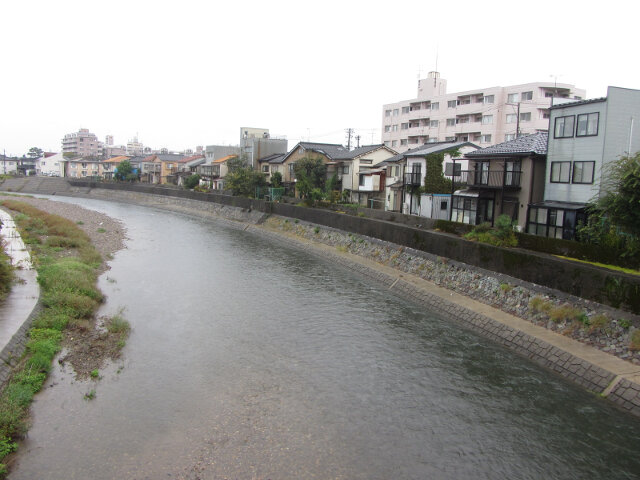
[6, 179, 640, 416]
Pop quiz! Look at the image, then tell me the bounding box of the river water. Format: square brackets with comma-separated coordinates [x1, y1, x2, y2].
[9, 197, 640, 479]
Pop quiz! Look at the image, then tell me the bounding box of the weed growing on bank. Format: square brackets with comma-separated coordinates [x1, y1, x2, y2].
[0, 200, 128, 477]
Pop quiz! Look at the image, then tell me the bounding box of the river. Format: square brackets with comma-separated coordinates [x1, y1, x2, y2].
[10, 197, 640, 479]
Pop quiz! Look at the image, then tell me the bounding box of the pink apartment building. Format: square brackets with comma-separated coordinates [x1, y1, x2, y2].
[382, 72, 585, 152]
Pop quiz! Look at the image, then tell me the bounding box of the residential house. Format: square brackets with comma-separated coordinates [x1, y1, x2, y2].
[64, 158, 102, 178]
[279, 142, 396, 200]
[382, 71, 585, 152]
[0, 155, 19, 175]
[257, 153, 286, 183]
[197, 154, 238, 190]
[167, 155, 206, 186]
[36, 152, 64, 176]
[140, 153, 186, 184]
[527, 86, 640, 239]
[397, 141, 478, 216]
[454, 133, 547, 228]
[102, 155, 131, 180]
[338, 145, 397, 208]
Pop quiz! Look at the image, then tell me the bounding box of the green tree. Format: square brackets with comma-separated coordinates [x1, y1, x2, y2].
[293, 157, 327, 199]
[183, 174, 201, 189]
[271, 171, 282, 188]
[27, 147, 43, 158]
[114, 160, 136, 181]
[225, 165, 266, 197]
[596, 152, 640, 236]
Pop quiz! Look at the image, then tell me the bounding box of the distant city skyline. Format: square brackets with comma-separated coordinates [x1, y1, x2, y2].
[1, 0, 637, 157]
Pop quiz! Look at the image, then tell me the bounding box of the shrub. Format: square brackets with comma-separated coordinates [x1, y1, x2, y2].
[529, 296, 553, 314]
[630, 329, 640, 351]
[589, 314, 610, 333]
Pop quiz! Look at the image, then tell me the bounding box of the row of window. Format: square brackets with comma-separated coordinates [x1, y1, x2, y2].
[554, 112, 599, 138]
[385, 110, 548, 130]
[550, 161, 595, 184]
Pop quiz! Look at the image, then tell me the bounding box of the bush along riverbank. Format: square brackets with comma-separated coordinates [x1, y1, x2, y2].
[263, 216, 640, 365]
[0, 238, 12, 302]
[0, 200, 130, 477]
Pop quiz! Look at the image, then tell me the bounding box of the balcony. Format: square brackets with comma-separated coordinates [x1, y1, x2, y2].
[404, 172, 422, 186]
[455, 170, 522, 189]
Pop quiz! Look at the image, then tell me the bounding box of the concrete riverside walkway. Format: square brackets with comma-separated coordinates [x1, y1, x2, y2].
[254, 222, 640, 415]
[0, 209, 39, 356]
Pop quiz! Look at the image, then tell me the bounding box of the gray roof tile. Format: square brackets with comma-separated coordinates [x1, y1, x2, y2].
[465, 132, 548, 157]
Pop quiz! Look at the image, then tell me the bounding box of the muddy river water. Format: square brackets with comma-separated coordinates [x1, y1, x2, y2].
[9, 197, 640, 479]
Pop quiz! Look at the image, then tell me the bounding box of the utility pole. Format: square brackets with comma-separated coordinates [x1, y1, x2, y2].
[345, 128, 353, 150]
[355, 135, 361, 148]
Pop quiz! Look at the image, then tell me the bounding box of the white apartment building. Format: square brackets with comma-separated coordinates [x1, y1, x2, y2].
[382, 72, 585, 152]
[127, 136, 144, 156]
[62, 128, 104, 158]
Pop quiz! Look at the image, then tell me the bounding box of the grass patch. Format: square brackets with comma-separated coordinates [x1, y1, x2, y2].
[84, 390, 96, 401]
[630, 330, 640, 351]
[529, 296, 554, 315]
[548, 304, 584, 324]
[554, 255, 640, 276]
[0, 200, 106, 474]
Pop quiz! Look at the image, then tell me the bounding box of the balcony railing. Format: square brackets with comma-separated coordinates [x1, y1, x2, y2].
[404, 172, 422, 186]
[453, 170, 522, 189]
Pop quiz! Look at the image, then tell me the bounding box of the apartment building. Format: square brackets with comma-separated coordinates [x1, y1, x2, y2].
[61, 128, 103, 158]
[382, 72, 585, 152]
[239, 127, 288, 169]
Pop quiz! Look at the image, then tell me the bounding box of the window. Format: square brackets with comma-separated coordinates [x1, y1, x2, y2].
[456, 116, 469, 124]
[520, 112, 531, 122]
[572, 161, 595, 184]
[481, 134, 492, 143]
[262, 165, 269, 173]
[521, 91, 533, 101]
[384, 141, 391, 147]
[507, 93, 519, 103]
[431, 102, 439, 111]
[482, 115, 493, 125]
[451, 196, 478, 225]
[540, 110, 550, 119]
[384, 125, 390, 133]
[448, 100, 457, 108]
[440, 200, 448, 210]
[576, 112, 599, 137]
[527, 207, 564, 239]
[392, 125, 398, 132]
[505, 134, 516, 141]
[400, 139, 408, 146]
[430, 120, 439, 128]
[385, 110, 391, 117]
[506, 114, 517, 124]
[342, 165, 350, 175]
[409, 121, 420, 128]
[391, 140, 397, 147]
[445, 136, 455, 141]
[393, 109, 399, 116]
[428, 138, 438, 143]
[446, 118, 455, 127]
[483, 95, 495, 104]
[359, 174, 365, 186]
[554, 115, 575, 138]
[401, 106, 410, 114]
[401, 123, 409, 130]
[550, 161, 571, 183]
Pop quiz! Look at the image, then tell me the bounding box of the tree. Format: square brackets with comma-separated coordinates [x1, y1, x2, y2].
[114, 160, 137, 181]
[183, 174, 201, 189]
[271, 171, 282, 188]
[595, 152, 640, 236]
[293, 156, 327, 199]
[225, 164, 266, 197]
[27, 147, 43, 158]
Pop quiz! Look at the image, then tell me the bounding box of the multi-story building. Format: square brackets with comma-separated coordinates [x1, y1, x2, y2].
[382, 72, 585, 152]
[527, 86, 640, 240]
[240, 127, 288, 169]
[61, 128, 104, 158]
[127, 136, 144, 156]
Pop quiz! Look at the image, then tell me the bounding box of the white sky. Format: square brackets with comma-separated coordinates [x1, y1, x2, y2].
[1, 0, 637, 156]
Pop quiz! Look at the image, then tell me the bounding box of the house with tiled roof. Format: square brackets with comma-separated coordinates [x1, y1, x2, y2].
[101, 155, 131, 180]
[451, 133, 547, 228]
[278, 142, 396, 202]
[196, 154, 238, 190]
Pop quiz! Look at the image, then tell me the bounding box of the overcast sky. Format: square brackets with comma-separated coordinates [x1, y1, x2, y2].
[1, 0, 636, 156]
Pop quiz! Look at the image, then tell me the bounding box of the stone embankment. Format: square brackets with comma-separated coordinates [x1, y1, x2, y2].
[2, 177, 640, 416]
